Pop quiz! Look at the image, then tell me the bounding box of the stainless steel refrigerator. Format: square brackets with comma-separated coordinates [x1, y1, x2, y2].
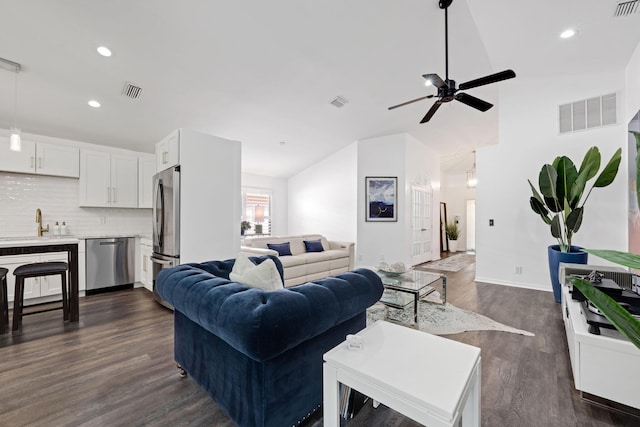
[151, 165, 180, 309]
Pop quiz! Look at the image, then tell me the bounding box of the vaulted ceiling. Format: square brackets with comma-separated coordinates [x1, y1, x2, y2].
[1, 0, 639, 177]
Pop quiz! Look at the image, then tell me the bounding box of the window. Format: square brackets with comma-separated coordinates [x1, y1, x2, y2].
[242, 189, 272, 236]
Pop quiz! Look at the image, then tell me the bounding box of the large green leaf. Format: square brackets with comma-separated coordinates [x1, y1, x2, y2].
[633, 131, 640, 211]
[539, 164, 558, 200]
[550, 215, 562, 239]
[593, 148, 622, 188]
[528, 179, 545, 205]
[566, 206, 583, 234]
[555, 156, 577, 204]
[569, 165, 594, 207]
[569, 277, 640, 350]
[577, 146, 600, 181]
[584, 249, 640, 269]
[530, 197, 552, 224]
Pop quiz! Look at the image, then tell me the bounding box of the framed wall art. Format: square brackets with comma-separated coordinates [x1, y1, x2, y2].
[366, 176, 397, 222]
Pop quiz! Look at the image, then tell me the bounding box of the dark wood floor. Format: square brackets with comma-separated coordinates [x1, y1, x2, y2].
[1, 262, 638, 426]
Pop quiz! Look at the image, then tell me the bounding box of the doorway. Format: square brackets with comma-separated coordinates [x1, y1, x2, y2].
[466, 199, 476, 253]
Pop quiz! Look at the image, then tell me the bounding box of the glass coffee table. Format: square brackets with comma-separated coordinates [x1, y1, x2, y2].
[376, 269, 446, 323]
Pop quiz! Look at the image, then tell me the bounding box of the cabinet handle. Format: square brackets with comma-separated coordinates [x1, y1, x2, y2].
[143, 255, 148, 272]
[112, 188, 116, 203]
[38, 157, 43, 169]
[30, 156, 35, 168]
[106, 187, 111, 203]
[163, 152, 167, 164]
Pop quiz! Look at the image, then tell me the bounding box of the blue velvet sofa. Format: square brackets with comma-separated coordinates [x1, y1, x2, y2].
[156, 255, 383, 427]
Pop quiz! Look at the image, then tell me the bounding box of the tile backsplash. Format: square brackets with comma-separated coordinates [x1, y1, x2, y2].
[0, 172, 151, 238]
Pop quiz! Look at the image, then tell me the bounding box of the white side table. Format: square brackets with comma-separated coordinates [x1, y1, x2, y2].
[323, 321, 481, 427]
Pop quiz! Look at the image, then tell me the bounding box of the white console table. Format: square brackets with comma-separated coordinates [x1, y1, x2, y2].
[562, 284, 640, 409]
[323, 320, 481, 427]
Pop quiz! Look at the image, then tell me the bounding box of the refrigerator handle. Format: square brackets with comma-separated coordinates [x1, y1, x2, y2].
[151, 256, 175, 266]
[155, 180, 165, 248]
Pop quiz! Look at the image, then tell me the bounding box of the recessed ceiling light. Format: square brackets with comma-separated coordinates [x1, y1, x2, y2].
[560, 28, 577, 39]
[97, 46, 112, 57]
[88, 100, 101, 108]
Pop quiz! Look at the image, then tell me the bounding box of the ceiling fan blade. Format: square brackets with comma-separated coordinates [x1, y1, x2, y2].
[455, 92, 493, 112]
[458, 69, 516, 91]
[388, 94, 435, 110]
[421, 73, 446, 89]
[420, 100, 443, 124]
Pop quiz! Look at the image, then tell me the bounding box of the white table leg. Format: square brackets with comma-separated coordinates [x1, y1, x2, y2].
[323, 363, 340, 427]
[461, 362, 481, 426]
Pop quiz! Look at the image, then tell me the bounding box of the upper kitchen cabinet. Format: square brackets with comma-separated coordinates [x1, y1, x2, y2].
[156, 129, 179, 172]
[0, 137, 79, 178]
[79, 150, 138, 208]
[138, 155, 154, 208]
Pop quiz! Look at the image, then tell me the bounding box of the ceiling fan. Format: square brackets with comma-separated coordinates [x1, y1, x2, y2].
[388, 0, 516, 124]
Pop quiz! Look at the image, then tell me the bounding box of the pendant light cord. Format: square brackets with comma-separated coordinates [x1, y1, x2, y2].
[13, 67, 18, 129]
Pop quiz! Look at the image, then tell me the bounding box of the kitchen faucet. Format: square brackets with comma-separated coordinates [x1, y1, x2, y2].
[36, 208, 49, 236]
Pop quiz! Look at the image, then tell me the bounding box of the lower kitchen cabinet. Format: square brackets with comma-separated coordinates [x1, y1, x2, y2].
[140, 240, 153, 292]
[2, 253, 68, 303]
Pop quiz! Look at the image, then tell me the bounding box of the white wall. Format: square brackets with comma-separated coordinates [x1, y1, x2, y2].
[242, 172, 288, 236]
[288, 143, 358, 242]
[357, 133, 441, 267]
[441, 171, 476, 252]
[476, 71, 629, 293]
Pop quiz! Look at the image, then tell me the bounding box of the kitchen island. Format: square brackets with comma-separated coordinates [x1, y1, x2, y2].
[0, 237, 79, 322]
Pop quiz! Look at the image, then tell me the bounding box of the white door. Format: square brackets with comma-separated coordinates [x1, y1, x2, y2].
[111, 154, 139, 208]
[0, 137, 36, 174]
[466, 199, 476, 252]
[79, 150, 111, 207]
[37, 142, 79, 178]
[411, 185, 432, 265]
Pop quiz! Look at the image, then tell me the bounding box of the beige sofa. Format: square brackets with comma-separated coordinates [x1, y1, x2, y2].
[240, 234, 355, 287]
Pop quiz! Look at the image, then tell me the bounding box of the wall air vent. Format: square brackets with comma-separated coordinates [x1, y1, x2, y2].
[615, 0, 639, 16]
[329, 96, 348, 108]
[122, 82, 143, 100]
[558, 93, 616, 134]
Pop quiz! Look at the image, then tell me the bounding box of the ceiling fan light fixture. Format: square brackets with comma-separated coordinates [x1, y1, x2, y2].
[424, 79, 433, 87]
[88, 99, 101, 108]
[560, 28, 577, 39]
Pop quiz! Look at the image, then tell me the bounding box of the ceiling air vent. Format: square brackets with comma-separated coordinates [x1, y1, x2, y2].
[559, 93, 617, 134]
[122, 82, 143, 100]
[329, 96, 348, 108]
[615, 0, 639, 16]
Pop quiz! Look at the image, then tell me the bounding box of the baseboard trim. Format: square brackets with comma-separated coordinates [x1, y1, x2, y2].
[474, 276, 551, 293]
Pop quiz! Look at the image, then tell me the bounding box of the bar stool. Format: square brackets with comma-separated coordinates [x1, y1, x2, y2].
[12, 262, 69, 333]
[1, 267, 8, 334]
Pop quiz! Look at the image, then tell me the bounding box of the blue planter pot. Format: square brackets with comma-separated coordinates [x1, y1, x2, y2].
[548, 245, 588, 303]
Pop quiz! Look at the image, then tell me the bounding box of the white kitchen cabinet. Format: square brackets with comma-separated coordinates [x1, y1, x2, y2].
[3, 253, 68, 303]
[0, 137, 79, 178]
[79, 150, 138, 207]
[138, 155, 155, 208]
[139, 240, 153, 291]
[156, 129, 179, 172]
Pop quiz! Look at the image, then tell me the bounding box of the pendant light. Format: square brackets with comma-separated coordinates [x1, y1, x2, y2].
[1, 57, 22, 152]
[467, 151, 477, 188]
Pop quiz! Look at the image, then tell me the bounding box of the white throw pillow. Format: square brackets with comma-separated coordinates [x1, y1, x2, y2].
[230, 253, 284, 291]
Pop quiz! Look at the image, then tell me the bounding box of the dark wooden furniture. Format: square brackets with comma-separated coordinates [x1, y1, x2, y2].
[12, 261, 69, 332]
[0, 241, 79, 323]
[0, 267, 8, 334]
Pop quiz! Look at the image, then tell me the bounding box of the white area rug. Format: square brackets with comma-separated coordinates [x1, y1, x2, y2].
[367, 293, 534, 336]
[417, 253, 476, 272]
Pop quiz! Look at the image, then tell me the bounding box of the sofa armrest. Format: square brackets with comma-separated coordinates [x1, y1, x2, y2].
[156, 263, 383, 362]
[328, 240, 355, 270]
[240, 245, 278, 257]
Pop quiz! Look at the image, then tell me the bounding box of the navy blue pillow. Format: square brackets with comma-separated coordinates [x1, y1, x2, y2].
[267, 242, 292, 256]
[304, 239, 324, 253]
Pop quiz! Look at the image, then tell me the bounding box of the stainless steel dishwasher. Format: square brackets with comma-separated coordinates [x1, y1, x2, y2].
[86, 237, 135, 295]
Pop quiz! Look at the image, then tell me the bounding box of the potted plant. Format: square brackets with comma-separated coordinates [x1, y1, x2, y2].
[240, 221, 251, 236]
[528, 146, 622, 302]
[445, 221, 460, 253]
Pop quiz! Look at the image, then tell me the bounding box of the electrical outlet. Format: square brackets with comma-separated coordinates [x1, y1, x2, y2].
[489, 219, 494, 226]
[515, 266, 523, 274]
